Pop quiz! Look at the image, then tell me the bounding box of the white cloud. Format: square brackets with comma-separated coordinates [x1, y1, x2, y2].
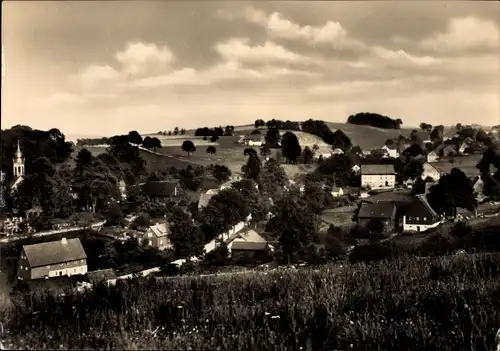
[214, 37, 316, 65]
[420, 16, 500, 52]
[115, 42, 175, 76]
[309, 79, 404, 95]
[243, 7, 365, 50]
[371, 46, 440, 66]
[77, 64, 121, 90]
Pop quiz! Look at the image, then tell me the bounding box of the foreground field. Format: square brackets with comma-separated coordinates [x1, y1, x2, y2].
[3, 253, 500, 350]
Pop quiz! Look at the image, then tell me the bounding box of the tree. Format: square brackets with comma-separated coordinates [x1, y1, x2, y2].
[150, 137, 162, 152]
[242, 153, 262, 183]
[244, 148, 258, 158]
[210, 135, 219, 143]
[260, 158, 288, 200]
[169, 208, 205, 261]
[265, 127, 281, 148]
[385, 139, 395, 147]
[174, 127, 179, 136]
[302, 146, 314, 164]
[430, 125, 444, 142]
[180, 128, 186, 135]
[127, 131, 143, 145]
[403, 159, 424, 182]
[224, 125, 235, 136]
[206, 146, 216, 160]
[260, 144, 271, 159]
[167, 130, 172, 136]
[250, 129, 261, 135]
[281, 132, 302, 164]
[212, 165, 232, 183]
[420, 123, 433, 132]
[106, 202, 124, 226]
[142, 136, 153, 150]
[254, 119, 266, 129]
[181, 140, 196, 157]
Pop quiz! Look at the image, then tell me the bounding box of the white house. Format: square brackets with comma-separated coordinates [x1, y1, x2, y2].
[360, 164, 396, 189]
[331, 187, 344, 197]
[352, 164, 361, 174]
[382, 145, 399, 158]
[421, 162, 441, 182]
[403, 194, 442, 232]
[243, 135, 264, 147]
[226, 229, 267, 254]
[427, 150, 439, 163]
[144, 223, 171, 250]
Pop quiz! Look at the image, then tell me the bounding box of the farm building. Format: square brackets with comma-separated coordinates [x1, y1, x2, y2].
[422, 162, 442, 182]
[427, 150, 440, 163]
[382, 144, 399, 158]
[331, 187, 344, 197]
[357, 202, 397, 233]
[403, 194, 442, 232]
[360, 164, 396, 189]
[227, 229, 271, 262]
[18, 238, 87, 280]
[140, 180, 186, 203]
[243, 135, 264, 146]
[143, 223, 171, 250]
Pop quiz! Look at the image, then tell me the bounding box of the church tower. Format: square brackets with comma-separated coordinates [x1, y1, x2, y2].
[13, 139, 25, 178]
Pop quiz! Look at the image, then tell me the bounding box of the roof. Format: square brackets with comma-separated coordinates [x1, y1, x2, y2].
[87, 269, 117, 285]
[423, 162, 440, 174]
[358, 202, 396, 219]
[415, 194, 438, 217]
[141, 180, 180, 197]
[383, 144, 398, 150]
[23, 238, 87, 268]
[244, 135, 263, 141]
[198, 189, 219, 208]
[147, 223, 170, 237]
[360, 164, 395, 175]
[231, 241, 269, 251]
[234, 229, 267, 243]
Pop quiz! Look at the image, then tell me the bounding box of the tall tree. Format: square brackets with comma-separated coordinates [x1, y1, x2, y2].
[265, 127, 281, 148]
[181, 140, 196, 157]
[206, 146, 216, 160]
[212, 165, 232, 183]
[173, 127, 180, 136]
[281, 132, 302, 164]
[242, 153, 262, 183]
[169, 208, 205, 260]
[128, 131, 143, 145]
[254, 119, 266, 129]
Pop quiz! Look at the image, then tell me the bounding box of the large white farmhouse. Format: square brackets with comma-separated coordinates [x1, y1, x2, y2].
[360, 164, 396, 189]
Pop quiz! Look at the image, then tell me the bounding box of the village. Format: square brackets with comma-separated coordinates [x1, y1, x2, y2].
[1, 119, 499, 292]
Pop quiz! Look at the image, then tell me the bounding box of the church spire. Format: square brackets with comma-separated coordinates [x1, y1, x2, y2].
[13, 138, 25, 178]
[15, 138, 22, 159]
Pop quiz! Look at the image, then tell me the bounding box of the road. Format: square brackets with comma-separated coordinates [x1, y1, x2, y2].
[0, 221, 106, 243]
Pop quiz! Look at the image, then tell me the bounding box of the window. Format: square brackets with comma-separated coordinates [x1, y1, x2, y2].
[423, 217, 427, 221]
[416, 217, 420, 221]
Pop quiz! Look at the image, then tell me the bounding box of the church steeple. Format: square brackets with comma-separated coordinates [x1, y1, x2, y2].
[13, 138, 25, 178]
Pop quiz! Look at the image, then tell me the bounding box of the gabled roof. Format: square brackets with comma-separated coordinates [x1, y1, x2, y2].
[233, 229, 267, 243]
[358, 202, 396, 219]
[231, 241, 269, 251]
[413, 194, 438, 217]
[23, 238, 87, 268]
[87, 269, 117, 285]
[423, 162, 440, 174]
[360, 164, 395, 175]
[141, 180, 181, 198]
[198, 189, 219, 208]
[147, 223, 170, 237]
[383, 144, 398, 150]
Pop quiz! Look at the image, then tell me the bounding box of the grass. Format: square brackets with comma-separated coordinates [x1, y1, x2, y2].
[2, 252, 500, 350]
[431, 154, 482, 178]
[319, 205, 356, 229]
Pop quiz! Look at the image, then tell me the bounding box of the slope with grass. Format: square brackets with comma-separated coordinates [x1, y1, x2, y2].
[3, 252, 500, 350]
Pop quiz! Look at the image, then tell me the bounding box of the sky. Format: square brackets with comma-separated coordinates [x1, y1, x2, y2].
[2, 1, 500, 138]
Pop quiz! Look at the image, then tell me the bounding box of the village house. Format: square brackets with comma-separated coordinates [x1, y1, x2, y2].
[421, 162, 442, 182]
[87, 268, 117, 287]
[227, 229, 270, 262]
[18, 238, 87, 280]
[403, 194, 442, 232]
[382, 144, 399, 158]
[331, 186, 344, 197]
[427, 149, 440, 163]
[243, 135, 264, 146]
[143, 222, 171, 250]
[357, 202, 397, 233]
[360, 164, 396, 189]
[351, 164, 361, 174]
[140, 180, 186, 203]
[198, 189, 219, 209]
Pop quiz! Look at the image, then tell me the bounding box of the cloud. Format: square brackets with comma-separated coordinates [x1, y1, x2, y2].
[114, 42, 175, 76]
[214, 37, 317, 65]
[242, 7, 366, 50]
[370, 47, 440, 66]
[77, 64, 121, 90]
[420, 16, 500, 52]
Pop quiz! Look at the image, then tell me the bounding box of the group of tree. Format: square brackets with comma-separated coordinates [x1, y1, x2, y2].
[301, 119, 352, 150]
[157, 127, 186, 136]
[347, 113, 403, 129]
[141, 136, 162, 151]
[476, 146, 500, 199]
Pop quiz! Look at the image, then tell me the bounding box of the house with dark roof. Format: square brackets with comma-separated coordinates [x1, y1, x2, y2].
[18, 238, 87, 280]
[403, 194, 442, 232]
[87, 268, 117, 286]
[357, 202, 397, 233]
[144, 222, 171, 250]
[140, 180, 186, 203]
[360, 164, 396, 189]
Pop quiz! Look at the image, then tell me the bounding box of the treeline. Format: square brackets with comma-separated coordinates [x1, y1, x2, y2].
[76, 137, 111, 146]
[347, 112, 403, 129]
[301, 119, 352, 149]
[194, 126, 235, 137]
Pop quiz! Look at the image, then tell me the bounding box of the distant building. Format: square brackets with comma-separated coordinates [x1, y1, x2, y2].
[18, 238, 87, 280]
[140, 180, 186, 203]
[357, 202, 397, 233]
[421, 162, 441, 182]
[426, 150, 440, 163]
[360, 164, 396, 189]
[403, 194, 442, 232]
[243, 135, 264, 146]
[144, 223, 171, 250]
[227, 229, 270, 262]
[198, 189, 219, 209]
[382, 144, 399, 158]
[331, 187, 344, 197]
[351, 164, 361, 174]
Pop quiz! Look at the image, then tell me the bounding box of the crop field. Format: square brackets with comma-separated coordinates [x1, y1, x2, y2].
[3, 253, 500, 350]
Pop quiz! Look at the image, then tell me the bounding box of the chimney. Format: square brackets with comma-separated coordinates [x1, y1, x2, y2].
[61, 237, 67, 245]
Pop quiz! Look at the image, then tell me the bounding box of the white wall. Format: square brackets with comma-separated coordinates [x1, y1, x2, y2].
[402, 216, 441, 232]
[361, 174, 396, 189]
[48, 265, 87, 278]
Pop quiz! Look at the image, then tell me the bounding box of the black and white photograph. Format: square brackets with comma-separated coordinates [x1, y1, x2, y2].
[1, 0, 500, 349]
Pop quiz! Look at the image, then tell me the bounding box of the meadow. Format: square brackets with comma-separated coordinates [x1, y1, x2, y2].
[2, 252, 500, 350]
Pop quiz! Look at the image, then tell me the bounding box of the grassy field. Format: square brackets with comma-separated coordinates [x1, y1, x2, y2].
[3, 252, 500, 350]
[319, 205, 357, 229]
[431, 154, 482, 178]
